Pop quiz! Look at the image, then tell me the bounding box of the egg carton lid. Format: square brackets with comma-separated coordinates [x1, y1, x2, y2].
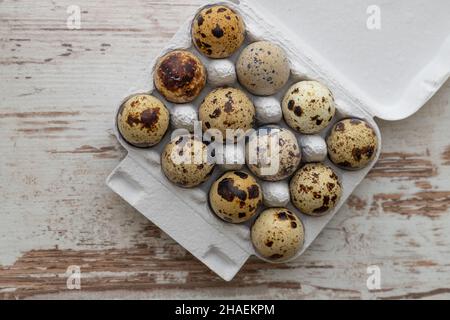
[242, 0, 450, 120]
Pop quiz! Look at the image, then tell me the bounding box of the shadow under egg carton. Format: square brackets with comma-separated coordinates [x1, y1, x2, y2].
[106, 0, 382, 280]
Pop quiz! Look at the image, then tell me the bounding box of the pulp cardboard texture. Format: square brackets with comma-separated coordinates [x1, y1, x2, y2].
[106, 0, 449, 281]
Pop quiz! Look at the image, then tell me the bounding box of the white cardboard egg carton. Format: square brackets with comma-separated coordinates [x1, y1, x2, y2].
[106, 0, 450, 281]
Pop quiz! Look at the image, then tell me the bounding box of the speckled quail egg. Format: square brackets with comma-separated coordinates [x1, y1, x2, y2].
[236, 41, 290, 96]
[282, 81, 336, 134]
[199, 87, 255, 139]
[117, 94, 169, 148]
[209, 171, 262, 223]
[246, 126, 301, 181]
[154, 50, 206, 104]
[161, 135, 214, 188]
[192, 5, 246, 59]
[251, 208, 304, 262]
[290, 163, 342, 216]
[327, 118, 378, 170]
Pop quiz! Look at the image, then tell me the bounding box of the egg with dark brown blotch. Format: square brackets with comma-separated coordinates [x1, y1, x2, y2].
[209, 171, 262, 223]
[290, 163, 342, 216]
[161, 135, 214, 188]
[236, 41, 290, 96]
[154, 50, 206, 104]
[199, 87, 255, 139]
[192, 5, 246, 59]
[327, 118, 378, 170]
[246, 126, 301, 181]
[117, 94, 169, 148]
[282, 81, 336, 134]
[251, 208, 304, 262]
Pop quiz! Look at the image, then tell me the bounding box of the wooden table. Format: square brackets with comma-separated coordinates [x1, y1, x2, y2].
[1, 0, 449, 300]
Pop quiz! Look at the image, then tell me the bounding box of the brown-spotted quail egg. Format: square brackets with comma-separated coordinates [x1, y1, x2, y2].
[246, 126, 301, 181]
[251, 208, 305, 262]
[117, 94, 169, 148]
[209, 171, 262, 223]
[192, 5, 246, 59]
[161, 135, 214, 188]
[199, 87, 255, 139]
[282, 81, 336, 134]
[236, 41, 290, 96]
[154, 50, 206, 104]
[327, 118, 378, 170]
[290, 163, 342, 216]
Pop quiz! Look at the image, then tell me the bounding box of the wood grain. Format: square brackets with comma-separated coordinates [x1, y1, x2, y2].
[1, 0, 450, 300]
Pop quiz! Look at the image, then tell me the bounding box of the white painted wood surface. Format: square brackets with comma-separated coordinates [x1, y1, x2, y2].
[1, 0, 449, 299]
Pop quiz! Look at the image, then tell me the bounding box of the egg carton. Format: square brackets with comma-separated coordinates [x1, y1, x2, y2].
[106, 0, 448, 281]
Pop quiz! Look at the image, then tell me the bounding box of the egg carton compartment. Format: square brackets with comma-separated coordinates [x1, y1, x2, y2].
[107, 0, 382, 280]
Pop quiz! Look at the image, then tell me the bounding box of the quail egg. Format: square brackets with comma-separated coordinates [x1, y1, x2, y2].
[253, 96, 283, 124]
[300, 135, 328, 163]
[161, 135, 215, 188]
[236, 41, 290, 96]
[209, 171, 262, 223]
[290, 163, 342, 216]
[218, 143, 245, 171]
[246, 126, 301, 181]
[154, 50, 206, 104]
[207, 59, 237, 87]
[117, 94, 169, 148]
[192, 5, 246, 59]
[199, 87, 255, 140]
[327, 118, 378, 170]
[282, 81, 336, 134]
[170, 104, 198, 132]
[251, 208, 304, 262]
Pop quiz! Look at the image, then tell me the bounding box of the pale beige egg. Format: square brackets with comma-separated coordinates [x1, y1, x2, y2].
[154, 50, 206, 104]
